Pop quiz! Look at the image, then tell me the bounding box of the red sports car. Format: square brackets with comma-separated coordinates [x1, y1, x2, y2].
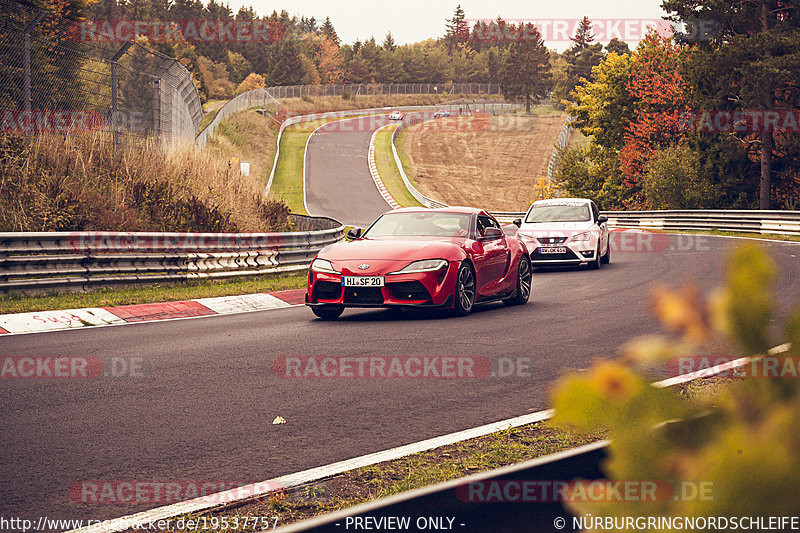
[305, 207, 532, 319]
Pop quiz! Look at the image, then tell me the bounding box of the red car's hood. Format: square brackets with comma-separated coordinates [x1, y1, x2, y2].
[320, 236, 465, 261]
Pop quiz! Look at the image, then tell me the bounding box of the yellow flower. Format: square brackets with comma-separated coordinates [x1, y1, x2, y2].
[590, 361, 640, 404]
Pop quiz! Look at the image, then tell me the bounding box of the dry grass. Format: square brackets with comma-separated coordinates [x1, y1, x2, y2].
[400, 114, 568, 211]
[0, 130, 288, 232]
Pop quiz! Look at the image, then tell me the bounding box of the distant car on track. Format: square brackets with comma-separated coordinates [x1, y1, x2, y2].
[433, 110, 450, 118]
[306, 207, 532, 319]
[513, 198, 610, 269]
[388, 111, 404, 120]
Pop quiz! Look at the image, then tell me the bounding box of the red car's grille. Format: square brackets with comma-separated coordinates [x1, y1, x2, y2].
[344, 287, 384, 304]
[315, 281, 342, 300]
[388, 281, 431, 302]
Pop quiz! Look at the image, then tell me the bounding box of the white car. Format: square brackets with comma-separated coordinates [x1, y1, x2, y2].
[388, 111, 404, 120]
[513, 198, 610, 269]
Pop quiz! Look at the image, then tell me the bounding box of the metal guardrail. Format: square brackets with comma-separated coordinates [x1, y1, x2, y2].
[490, 209, 800, 236]
[547, 117, 574, 181]
[196, 89, 280, 148]
[0, 226, 345, 294]
[390, 121, 447, 209]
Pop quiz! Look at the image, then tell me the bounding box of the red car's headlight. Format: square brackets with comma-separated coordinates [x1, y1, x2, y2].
[311, 258, 339, 274]
[388, 259, 448, 275]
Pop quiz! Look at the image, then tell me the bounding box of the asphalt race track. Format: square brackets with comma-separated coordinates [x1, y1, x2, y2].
[2, 236, 800, 526]
[304, 112, 432, 227]
[3, 115, 800, 527]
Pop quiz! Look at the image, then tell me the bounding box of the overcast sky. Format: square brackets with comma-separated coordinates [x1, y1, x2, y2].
[225, 0, 670, 51]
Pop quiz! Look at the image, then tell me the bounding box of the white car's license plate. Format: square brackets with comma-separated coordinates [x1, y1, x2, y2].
[341, 276, 385, 287]
[539, 247, 567, 254]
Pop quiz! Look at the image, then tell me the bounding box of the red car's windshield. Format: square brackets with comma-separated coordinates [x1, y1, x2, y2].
[364, 212, 471, 238]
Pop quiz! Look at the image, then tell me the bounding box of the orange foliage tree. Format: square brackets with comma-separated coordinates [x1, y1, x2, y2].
[620, 31, 693, 208]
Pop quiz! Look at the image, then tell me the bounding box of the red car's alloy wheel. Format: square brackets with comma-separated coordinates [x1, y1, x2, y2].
[454, 263, 475, 316]
[503, 256, 531, 306]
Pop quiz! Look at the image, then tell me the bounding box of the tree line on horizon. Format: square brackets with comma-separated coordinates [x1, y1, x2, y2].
[5, 0, 799, 210]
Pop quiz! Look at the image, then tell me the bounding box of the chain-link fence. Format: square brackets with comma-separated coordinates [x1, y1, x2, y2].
[264, 82, 503, 100]
[0, 0, 202, 146]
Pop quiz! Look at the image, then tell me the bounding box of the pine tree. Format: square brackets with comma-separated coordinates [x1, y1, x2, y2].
[570, 16, 594, 49]
[382, 31, 396, 51]
[321, 17, 339, 46]
[499, 23, 551, 114]
[444, 4, 468, 51]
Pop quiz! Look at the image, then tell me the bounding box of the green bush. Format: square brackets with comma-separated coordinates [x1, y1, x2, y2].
[552, 244, 800, 518]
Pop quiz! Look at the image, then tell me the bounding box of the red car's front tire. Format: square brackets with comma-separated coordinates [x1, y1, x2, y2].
[453, 262, 475, 316]
[312, 305, 344, 320]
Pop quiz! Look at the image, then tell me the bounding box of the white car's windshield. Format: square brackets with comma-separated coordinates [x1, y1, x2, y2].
[525, 205, 591, 223]
[365, 212, 471, 237]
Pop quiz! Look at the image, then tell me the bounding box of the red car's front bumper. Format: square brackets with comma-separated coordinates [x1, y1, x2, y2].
[306, 262, 458, 309]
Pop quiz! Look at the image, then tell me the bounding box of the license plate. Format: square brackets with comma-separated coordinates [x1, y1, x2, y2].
[341, 276, 385, 287]
[539, 247, 567, 254]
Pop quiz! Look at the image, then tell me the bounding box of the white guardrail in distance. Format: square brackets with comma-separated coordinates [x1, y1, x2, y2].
[389, 123, 448, 209]
[547, 116, 574, 181]
[196, 89, 281, 148]
[489, 209, 800, 235]
[0, 226, 344, 294]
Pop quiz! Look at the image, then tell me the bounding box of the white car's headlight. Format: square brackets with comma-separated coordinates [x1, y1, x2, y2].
[516, 232, 534, 240]
[570, 232, 592, 242]
[389, 259, 448, 274]
[311, 258, 339, 274]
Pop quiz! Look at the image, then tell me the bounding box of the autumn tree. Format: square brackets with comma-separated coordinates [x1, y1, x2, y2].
[235, 72, 265, 95]
[499, 23, 551, 114]
[619, 31, 694, 207]
[316, 38, 345, 84]
[663, 0, 800, 209]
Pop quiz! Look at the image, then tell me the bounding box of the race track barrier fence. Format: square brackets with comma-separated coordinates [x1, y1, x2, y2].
[0, 222, 344, 294]
[490, 209, 800, 236]
[3, 210, 799, 294]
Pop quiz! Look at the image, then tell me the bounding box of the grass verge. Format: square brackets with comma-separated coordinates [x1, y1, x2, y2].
[267, 119, 328, 215]
[373, 125, 423, 208]
[119, 421, 604, 532]
[0, 273, 307, 315]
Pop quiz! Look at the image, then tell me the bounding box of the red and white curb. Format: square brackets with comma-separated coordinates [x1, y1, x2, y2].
[368, 124, 401, 210]
[0, 289, 306, 336]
